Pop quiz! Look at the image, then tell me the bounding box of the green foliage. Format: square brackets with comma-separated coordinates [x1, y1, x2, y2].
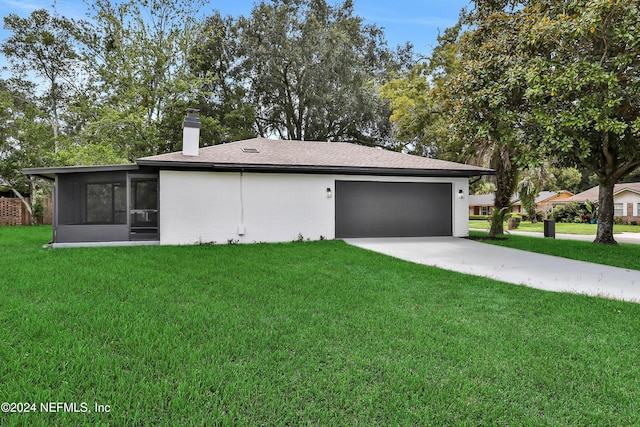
[2, 9, 80, 142]
[517, 175, 537, 221]
[489, 206, 513, 237]
[380, 25, 465, 159]
[470, 214, 490, 220]
[31, 190, 45, 222]
[430, 0, 640, 243]
[1, 0, 412, 169]
[75, 0, 211, 159]
[441, 3, 543, 237]
[234, 0, 402, 144]
[522, 0, 640, 243]
[188, 12, 257, 143]
[547, 167, 583, 193]
[471, 179, 496, 195]
[549, 201, 597, 224]
[0, 79, 56, 189]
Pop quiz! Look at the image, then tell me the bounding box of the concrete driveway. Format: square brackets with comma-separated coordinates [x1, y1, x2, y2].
[344, 237, 640, 303]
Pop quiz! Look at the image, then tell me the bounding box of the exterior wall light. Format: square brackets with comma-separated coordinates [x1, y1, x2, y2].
[458, 189, 465, 199]
[327, 188, 333, 198]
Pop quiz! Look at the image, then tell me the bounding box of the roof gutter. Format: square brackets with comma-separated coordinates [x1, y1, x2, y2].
[136, 160, 495, 178]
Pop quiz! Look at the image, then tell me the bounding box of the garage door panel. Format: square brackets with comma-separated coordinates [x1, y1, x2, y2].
[335, 181, 452, 238]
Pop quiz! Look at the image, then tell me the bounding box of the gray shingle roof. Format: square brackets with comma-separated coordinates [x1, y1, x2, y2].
[468, 194, 495, 205]
[137, 138, 493, 177]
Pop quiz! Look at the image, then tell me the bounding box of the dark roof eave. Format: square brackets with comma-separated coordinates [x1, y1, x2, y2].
[23, 164, 140, 180]
[136, 160, 495, 177]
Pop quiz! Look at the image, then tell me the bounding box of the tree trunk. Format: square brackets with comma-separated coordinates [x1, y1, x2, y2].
[488, 146, 518, 237]
[488, 207, 506, 237]
[594, 178, 617, 244]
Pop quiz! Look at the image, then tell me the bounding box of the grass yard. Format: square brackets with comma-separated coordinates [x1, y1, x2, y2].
[2, 226, 640, 425]
[469, 230, 640, 271]
[469, 220, 640, 234]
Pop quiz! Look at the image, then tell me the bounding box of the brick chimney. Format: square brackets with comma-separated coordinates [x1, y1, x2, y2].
[182, 109, 201, 156]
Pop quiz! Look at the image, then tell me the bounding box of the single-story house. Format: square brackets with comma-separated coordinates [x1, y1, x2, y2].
[526, 190, 574, 212]
[564, 183, 640, 224]
[469, 190, 573, 217]
[24, 112, 493, 247]
[468, 194, 512, 217]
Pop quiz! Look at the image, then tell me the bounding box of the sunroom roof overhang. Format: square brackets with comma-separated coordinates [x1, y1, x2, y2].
[23, 164, 141, 180]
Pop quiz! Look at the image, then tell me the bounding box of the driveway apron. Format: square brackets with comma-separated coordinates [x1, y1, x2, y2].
[344, 237, 640, 303]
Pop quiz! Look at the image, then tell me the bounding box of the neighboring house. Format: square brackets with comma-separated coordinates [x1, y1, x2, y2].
[564, 183, 640, 224]
[24, 112, 493, 247]
[469, 194, 520, 217]
[469, 190, 574, 217]
[514, 190, 574, 214]
[469, 194, 500, 216]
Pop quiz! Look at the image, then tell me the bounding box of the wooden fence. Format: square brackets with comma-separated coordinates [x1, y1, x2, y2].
[0, 196, 53, 226]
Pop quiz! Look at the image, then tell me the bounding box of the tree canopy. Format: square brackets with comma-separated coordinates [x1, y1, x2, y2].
[1, 0, 409, 214]
[524, 0, 640, 243]
[234, 0, 400, 144]
[383, 0, 640, 243]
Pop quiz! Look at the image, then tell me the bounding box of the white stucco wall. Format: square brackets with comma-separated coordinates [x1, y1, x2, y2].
[159, 170, 469, 245]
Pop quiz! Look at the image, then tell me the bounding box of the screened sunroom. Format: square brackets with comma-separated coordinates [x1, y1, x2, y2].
[25, 165, 159, 246]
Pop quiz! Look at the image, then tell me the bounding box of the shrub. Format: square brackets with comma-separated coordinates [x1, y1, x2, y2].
[512, 214, 522, 226]
[550, 201, 598, 223]
[469, 215, 489, 220]
[507, 214, 522, 229]
[32, 190, 46, 225]
[526, 210, 546, 222]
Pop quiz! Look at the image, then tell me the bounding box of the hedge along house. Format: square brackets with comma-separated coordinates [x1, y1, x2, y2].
[25, 112, 493, 247]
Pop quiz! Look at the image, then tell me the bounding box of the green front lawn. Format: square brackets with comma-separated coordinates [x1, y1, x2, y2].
[470, 220, 640, 234]
[469, 230, 640, 270]
[2, 226, 640, 425]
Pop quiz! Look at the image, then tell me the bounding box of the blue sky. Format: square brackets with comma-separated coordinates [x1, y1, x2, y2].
[0, 0, 471, 55]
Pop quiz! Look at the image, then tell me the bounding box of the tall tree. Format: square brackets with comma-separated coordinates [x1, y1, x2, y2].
[0, 78, 56, 220]
[235, 0, 397, 144]
[75, 0, 212, 159]
[2, 9, 80, 149]
[524, 0, 640, 244]
[380, 25, 465, 159]
[443, 1, 540, 237]
[188, 12, 256, 143]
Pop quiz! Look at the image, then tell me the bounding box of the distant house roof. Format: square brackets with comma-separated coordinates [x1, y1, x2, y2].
[469, 193, 520, 206]
[469, 190, 573, 207]
[568, 183, 640, 202]
[136, 138, 493, 177]
[468, 194, 495, 206]
[535, 191, 557, 204]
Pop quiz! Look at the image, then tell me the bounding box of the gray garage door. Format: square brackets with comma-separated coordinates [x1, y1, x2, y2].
[335, 181, 452, 238]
